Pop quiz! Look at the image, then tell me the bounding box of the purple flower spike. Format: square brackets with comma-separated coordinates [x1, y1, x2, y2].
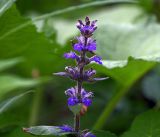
[64, 51, 78, 59]
[68, 97, 79, 106]
[53, 17, 107, 137]
[59, 125, 73, 132]
[90, 55, 102, 64]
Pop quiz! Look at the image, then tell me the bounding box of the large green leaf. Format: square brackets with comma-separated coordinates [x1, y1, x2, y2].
[0, 4, 65, 76]
[121, 110, 160, 137]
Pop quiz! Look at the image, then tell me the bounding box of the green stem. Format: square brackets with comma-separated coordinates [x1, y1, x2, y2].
[29, 87, 43, 126]
[93, 85, 130, 129]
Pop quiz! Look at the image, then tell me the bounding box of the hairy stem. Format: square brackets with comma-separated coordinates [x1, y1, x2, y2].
[74, 36, 88, 136]
[74, 81, 82, 134]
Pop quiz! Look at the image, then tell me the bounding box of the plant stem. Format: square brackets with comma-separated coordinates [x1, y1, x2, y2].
[74, 36, 88, 136]
[29, 87, 43, 126]
[74, 114, 80, 133]
[74, 81, 82, 135]
[29, 69, 43, 126]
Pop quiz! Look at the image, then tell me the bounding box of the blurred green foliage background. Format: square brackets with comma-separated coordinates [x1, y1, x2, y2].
[1, 0, 160, 137]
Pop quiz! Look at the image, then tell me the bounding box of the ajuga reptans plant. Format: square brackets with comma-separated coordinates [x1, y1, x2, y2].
[23, 17, 107, 137]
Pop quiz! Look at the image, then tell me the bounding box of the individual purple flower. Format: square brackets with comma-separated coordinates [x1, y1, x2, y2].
[74, 36, 96, 52]
[67, 97, 79, 106]
[84, 69, 96, 78]
[65, 87, 77, 97]
[87, 38, 96, 51]
[90, 55, 102, 64]
[76, 17, 97, 37]
[81, 89, 93, 107]
[82, 98, 92, 107]
[65, 66, 80, 80]
[64, 51, 78, 59]
[81, 89, 94, 98]
[59, 125, 73, 132]
[65, 87, 79, 106]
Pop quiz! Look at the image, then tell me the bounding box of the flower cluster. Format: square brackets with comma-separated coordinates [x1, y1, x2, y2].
[65, 87, 93, 106]
[54, 17, 107, 137]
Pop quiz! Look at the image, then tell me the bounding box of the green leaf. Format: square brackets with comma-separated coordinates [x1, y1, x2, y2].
[0, 90, 33, 114]
[0, 75, 45, 97]
[0, 0, 16, 16]
[0, 4, 65, 76]
[0, 58, 22, 72]
[121, 110, 160, 137]
[96, 23, 160, 68]
[23, 126, 74, 136]
[93, 130, 117, 137]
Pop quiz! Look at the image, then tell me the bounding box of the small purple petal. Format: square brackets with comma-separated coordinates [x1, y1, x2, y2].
[90, 56, 102, 64]
[83, 92, 94, 98]
[84, 132, 96, 137]
[68, 97, 79, 106]
[81, 89, 94, 98]
[65, 87, 77, 97]
[85, 69, 96, 77]
[93, 77, 109, 81]
[82, 98, 92, 107]
[91, 20, 97, 27]
[59, 125, 73, 132]
[64, 51, 77, 59]
[85, 16, 90, 25]
[81, 89, 87, 97]
[53, 72, 68, 77]
[87, 77, 109, 83]
[74, 43, 83, 51]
